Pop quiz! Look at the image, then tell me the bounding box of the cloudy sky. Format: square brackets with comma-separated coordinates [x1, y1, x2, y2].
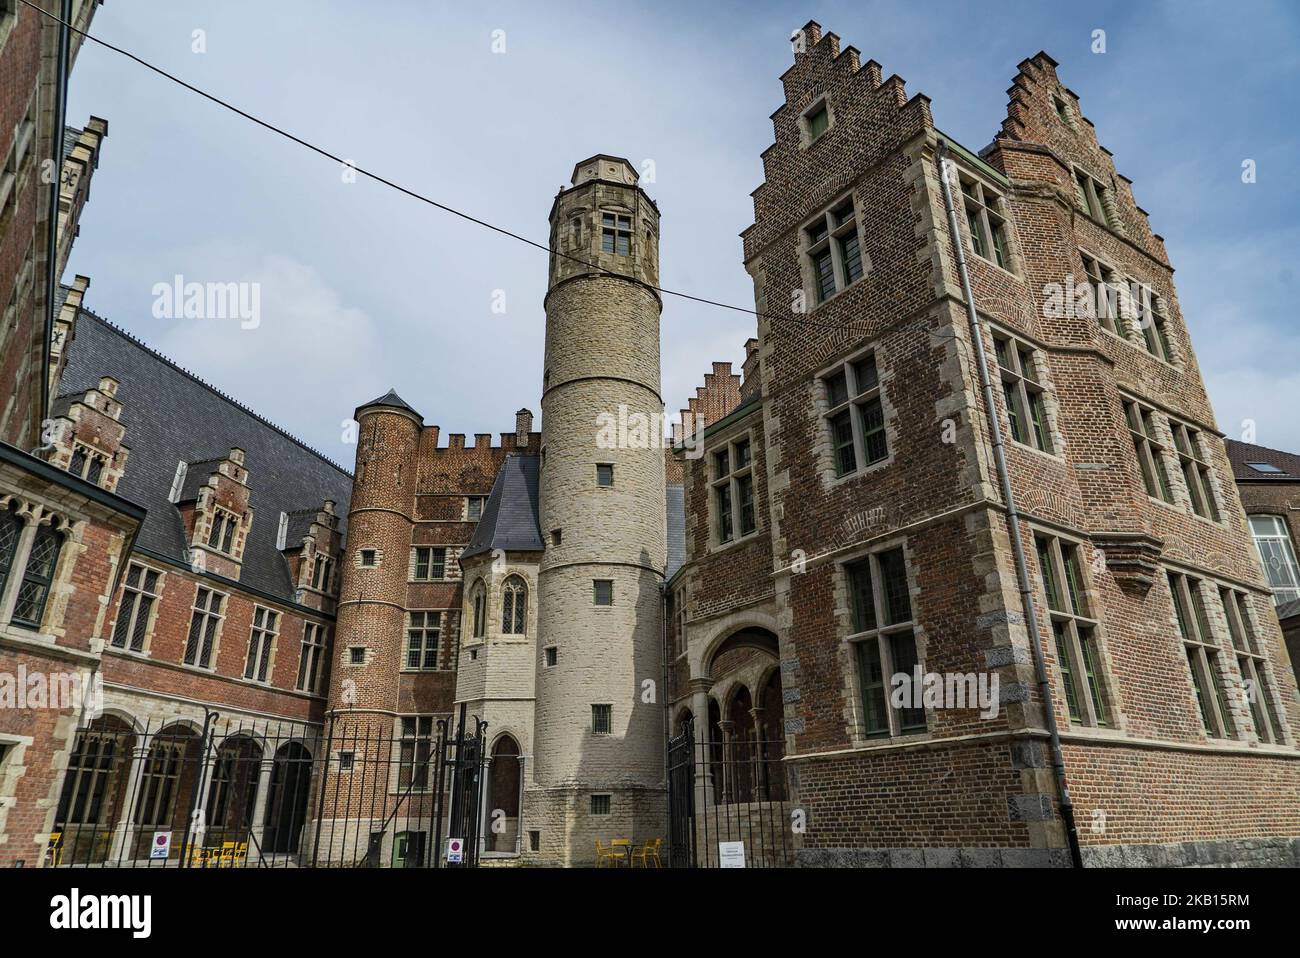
[62, 0, 1300, 465]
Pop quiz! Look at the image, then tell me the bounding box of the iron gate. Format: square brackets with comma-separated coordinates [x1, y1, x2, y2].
[45, 706, 489, 868]
[665, 717, 798, 868]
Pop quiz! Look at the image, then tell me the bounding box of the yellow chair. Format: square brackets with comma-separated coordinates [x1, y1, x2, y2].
[610, 838, 632, 867]
[631, 837, 663, 868]
[232, 841, 248, 866]
[47, 831, 63, 867]
[595, 840, 625, 867]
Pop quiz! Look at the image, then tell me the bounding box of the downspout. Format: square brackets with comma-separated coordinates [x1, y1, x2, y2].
[40, 0, 73, 439]
[934, 139, 1083, 869]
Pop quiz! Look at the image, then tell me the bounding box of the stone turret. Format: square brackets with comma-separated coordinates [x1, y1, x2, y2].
[531, 155, 668, 862]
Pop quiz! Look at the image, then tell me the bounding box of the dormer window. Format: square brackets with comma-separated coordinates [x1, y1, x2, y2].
[207, 509, 237, 553]
[600, 211, 632, 256]
[68, 444, 107, 486]
[312, 554, 334, 591]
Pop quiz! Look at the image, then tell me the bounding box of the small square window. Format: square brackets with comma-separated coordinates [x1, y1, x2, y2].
[545, 646, 558, 667]
[593, 580, 613, 606]
[551, 529, 562, 546]
[591, 704, 612, 735]
[359, 549, 377, 567]
[591, 794, 611, 816]
[1246, 462, 1284, 474]
[806, 102, 829, 141]
[596, 463, 614, 487]
[467, 497, 486, 521]
[348, 646, 366, 664]
[529, 830, 541, 852]
[1053, 95, 1070, 122]
[338, 751, 355, 771]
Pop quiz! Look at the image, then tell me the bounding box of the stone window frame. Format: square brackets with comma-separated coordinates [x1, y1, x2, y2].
[206, 507, 239, 555]
[1121, 396, 1178, 508]
[990, 326, 1060, 457]
[469, 578, 488, 639]
[599, 208, 633, 257]
[1032, 530, 1112, 728]
[591, 704, 613, 736]
[543, 645, 557, 669]
[957, 174, 1013, 274]
[182, 585, 227, 670]
[838, 539, 928, 743]
[1129, 280, 1178, 366]
[67, 443, 108, 486]
[590, 793, 612, 816]
[466, 497, 487, 522]
[310, 552, 334, 593]
[797, 94, 834, 149]
[1216, 586, 1288, 745]
[243, 605, 280, 684]
[410, 545, 448, 582]
[595, 462, 614, 487]
[592, 578, 614, 607]
[1167, 417, 1222, 523]
[1248, 514, 1300, 604]
[394, 715, 435, 793]
[358, 548, 378, 568]
[1071, 163, 1119, 231]
[800, 192, 865, 307]
[296, 621, 328, 693]
[501, 575, 527, 636]
[346, 645, 367, 666]
[670, 583, 688, 662]
[404, 610, 441, 672]
[1078, 248, 1123, 335]
[0, 87, 37, 232]
[1167, 570, 1244, 741]
[109, 561, 164, 655]
[709, 429, 759, 549]
[816, 344, 894, 487]
[10, 518, 66, 630]
[1051, 92, 1075, 128]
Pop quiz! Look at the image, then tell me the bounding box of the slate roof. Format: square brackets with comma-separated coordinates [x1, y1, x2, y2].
[666, 483, 685, 580]
[56, 305, 353, 603]
[1225, 439, 1300, 482]
[1277, 598, 1300, 624]
[356, 388, 421, 420]
[461, 454, 543, 560]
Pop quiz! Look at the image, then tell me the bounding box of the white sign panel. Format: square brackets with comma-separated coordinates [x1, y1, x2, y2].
[447, 837, 464, 864]
[719, 840, 746, 868]
[150, 831, 172, 860]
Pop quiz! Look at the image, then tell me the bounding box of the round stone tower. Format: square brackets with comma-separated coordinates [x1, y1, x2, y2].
[531, 155, 667, 863]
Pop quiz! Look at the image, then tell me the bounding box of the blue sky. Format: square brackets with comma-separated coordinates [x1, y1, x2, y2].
[62, 0, 1300, 463]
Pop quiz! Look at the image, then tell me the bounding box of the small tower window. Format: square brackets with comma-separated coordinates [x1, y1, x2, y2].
[807, 102, 829, 140]
[502, 575, 527, 635]
[471, 580, 487, 637]
[601, 211, 632, 256]
[593, 579, 613, 606]
[596, 463, 614, 487]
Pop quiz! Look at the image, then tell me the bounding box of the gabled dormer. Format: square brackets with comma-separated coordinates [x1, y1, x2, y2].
[47, 375, 130, 493]
[279, 499, 343, 612]
[172, 447, 254, 578]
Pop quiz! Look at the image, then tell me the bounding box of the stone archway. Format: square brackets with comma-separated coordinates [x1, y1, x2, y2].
[263, 741, 313, 855]
[485, 734, 521, 854]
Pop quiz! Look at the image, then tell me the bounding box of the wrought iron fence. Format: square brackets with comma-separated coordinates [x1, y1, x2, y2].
[46, 706, 488, 868]
[666, 718, 798, 868]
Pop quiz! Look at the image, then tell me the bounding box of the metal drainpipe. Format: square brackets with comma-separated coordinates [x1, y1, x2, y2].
[40, 0, 73, 443]
[934, 139, 1083, 869]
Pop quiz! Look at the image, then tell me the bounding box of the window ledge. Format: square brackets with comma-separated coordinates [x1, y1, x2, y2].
[806, 277, 863, 314]
[709, 530, 762, 557]
[969, 253, 1019, 281]
[1009, 439, 1064, 463]
[825, 454, 893, 491]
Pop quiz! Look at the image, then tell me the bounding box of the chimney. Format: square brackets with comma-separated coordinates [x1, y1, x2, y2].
[516, 408, 533, 446]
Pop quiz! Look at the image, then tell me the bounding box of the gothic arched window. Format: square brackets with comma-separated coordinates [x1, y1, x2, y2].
[471, 580, 487, 638]
[13, 520, 64, 628]
[501, 576, 527, 635]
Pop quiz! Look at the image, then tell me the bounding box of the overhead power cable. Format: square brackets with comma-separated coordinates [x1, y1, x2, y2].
[19, 0, 879, 336]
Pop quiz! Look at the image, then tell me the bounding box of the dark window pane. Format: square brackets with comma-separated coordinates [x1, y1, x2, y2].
[878, 548, 911, 624]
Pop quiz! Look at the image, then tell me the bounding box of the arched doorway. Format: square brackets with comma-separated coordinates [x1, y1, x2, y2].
[708, 699, 724, 802]
[52, 714, 137, 865]
[727, 686, 755, 803]
[263, 742, 312, 855]
[206, 736, 262, 849]
[759, 670, 787, 801]
[131, 724, 202, 860]
[485, 735, 521, 854]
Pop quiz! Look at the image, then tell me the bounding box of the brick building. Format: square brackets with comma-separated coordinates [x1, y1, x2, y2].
[666, 22, 1300, 867]
[1225, 438, 1300, 682]
[2, 14, 1298, 869]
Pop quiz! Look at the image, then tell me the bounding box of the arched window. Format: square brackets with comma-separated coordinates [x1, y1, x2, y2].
[471, 580, 487, 638]
[0, 503, 22, 601]
[501, 576, 527, 635]
[13, 520, 64, 627]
